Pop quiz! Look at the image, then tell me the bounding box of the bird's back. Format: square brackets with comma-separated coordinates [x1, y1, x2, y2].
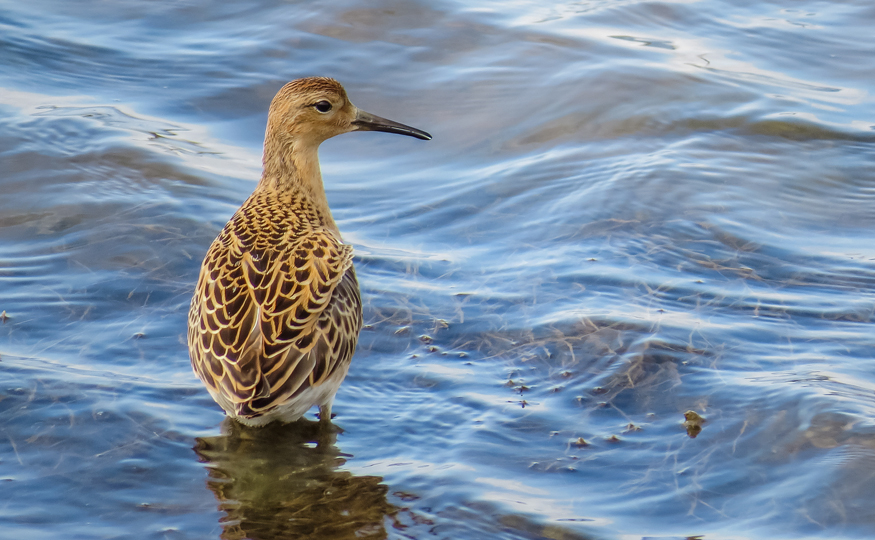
[188, 190, 362, 425]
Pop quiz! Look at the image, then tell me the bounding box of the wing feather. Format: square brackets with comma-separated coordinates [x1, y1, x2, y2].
[188, 192, 361, 419]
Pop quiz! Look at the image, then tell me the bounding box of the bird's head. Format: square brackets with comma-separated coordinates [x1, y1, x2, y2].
[267, 77, 431, 148]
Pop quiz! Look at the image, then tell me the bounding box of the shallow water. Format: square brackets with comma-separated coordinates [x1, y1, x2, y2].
[2, 0, 875, 538]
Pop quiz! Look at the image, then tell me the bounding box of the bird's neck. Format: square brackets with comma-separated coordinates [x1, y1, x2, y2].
[258, 132, 338, 233]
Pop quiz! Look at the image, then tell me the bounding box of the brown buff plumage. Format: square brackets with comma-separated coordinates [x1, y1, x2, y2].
[188, 77, 431, 427]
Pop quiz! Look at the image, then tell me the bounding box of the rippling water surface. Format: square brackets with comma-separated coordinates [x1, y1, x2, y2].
[2, 1, 875, 538]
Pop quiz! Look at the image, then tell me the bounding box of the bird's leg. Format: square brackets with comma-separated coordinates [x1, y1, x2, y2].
[318, 403, 333, 427]
[317, 403, 344, 436]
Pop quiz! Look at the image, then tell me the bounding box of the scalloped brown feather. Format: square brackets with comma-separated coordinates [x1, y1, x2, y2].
[188, 190, 362, 424]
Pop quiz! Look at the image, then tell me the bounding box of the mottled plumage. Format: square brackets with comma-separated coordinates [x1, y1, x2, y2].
[188, 77, 430, 427]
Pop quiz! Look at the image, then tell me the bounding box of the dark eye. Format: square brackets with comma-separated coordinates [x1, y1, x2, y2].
[314, 100, 332, 113]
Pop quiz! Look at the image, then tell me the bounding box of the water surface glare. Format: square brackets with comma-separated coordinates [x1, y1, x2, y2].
[2, 0, 875, 538]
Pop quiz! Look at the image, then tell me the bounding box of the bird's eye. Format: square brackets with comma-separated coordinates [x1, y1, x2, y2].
[314, 100, 332, 113]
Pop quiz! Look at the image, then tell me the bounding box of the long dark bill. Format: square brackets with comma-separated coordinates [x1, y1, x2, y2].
[352, 109, 432, 140]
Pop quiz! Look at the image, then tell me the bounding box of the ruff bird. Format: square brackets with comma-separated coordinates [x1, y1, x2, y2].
[188, 77, 431, 427]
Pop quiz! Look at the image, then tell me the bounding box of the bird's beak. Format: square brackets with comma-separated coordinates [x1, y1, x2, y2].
[351, 109, 432, 140]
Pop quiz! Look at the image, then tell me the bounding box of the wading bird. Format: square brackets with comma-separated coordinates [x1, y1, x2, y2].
[188, 77, 430, 427]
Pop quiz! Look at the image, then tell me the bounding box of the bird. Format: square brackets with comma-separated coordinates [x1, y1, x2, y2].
[188, 77, 431, 427]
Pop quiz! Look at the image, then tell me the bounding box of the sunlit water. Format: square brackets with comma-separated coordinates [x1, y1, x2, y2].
[2, 1, 875, 538]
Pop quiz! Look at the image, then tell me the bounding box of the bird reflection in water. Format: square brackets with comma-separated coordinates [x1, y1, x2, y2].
[194, 419, 399, 539]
